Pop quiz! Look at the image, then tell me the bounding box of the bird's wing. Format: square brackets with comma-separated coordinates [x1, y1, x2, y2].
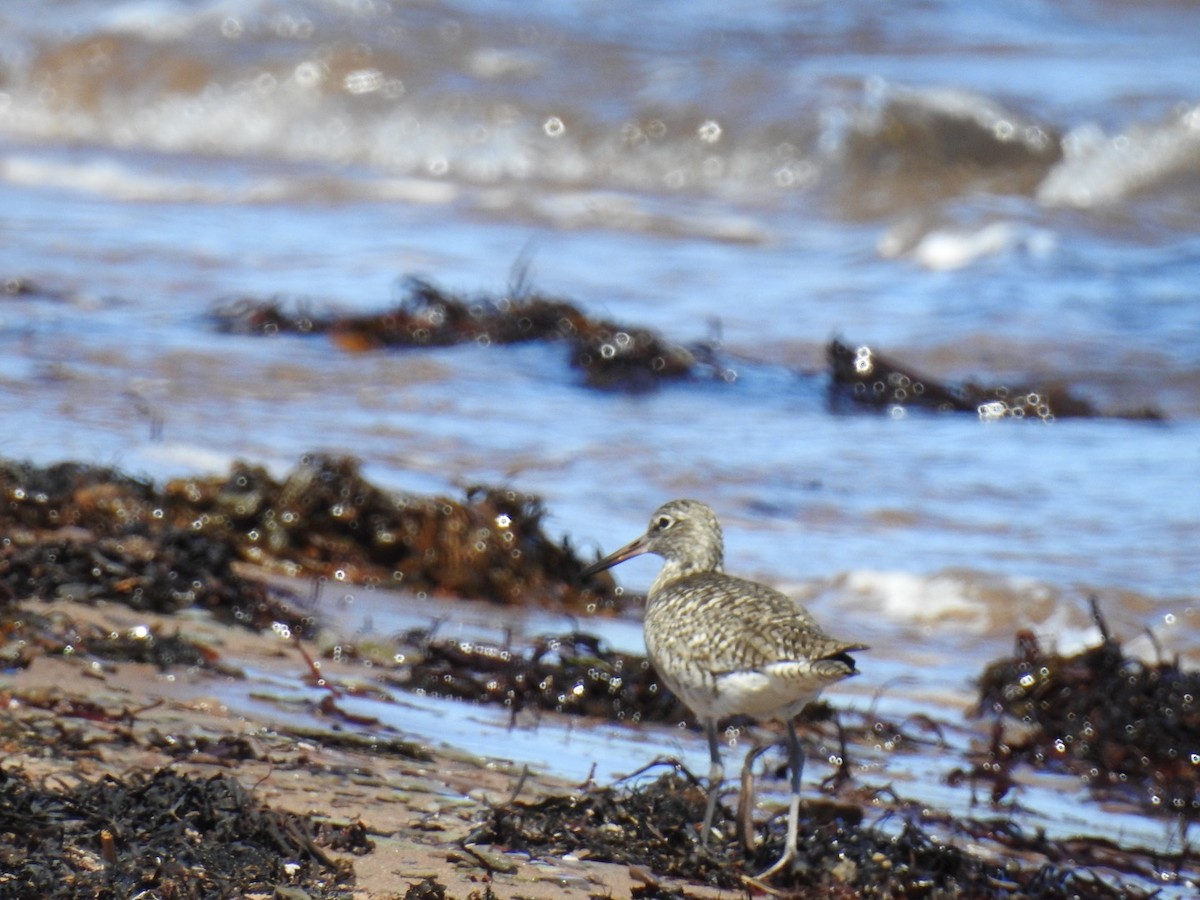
[652, 574, 865, 675]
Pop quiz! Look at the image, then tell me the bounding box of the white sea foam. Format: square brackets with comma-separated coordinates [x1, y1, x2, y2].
[823, 570, 1195, 672]
[1, 154, 187, 200]
[98, 0, 211, 40]
[1037, 104, 1200, 208]
[126, 441, 241, 476]
[838, 570, 985, 631]
[830, 569, 1062, 637]
[879, 220, 1058, 271]
[0, 153, 294, 203]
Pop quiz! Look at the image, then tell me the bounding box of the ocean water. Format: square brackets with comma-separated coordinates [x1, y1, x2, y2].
[2, 0, 1198, 888]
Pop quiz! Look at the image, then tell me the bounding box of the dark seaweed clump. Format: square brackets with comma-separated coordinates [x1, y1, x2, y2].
[0, 605, 218, 672]
[378, 630, 690, 725]
[474, 766, 1149, 898]
[213, 276, 709, 391]
[0, 766, 360, 898]
[401, 876, 496, 900]
[827, 339, 1161, 420]
[0, 454, 618, 635]
[0, 459, 278, 624]
[472, 767, 729, 884]
[157, 454, 610, 608]
[973, 603, 1200, 818]
[212, 274, 1162, 415]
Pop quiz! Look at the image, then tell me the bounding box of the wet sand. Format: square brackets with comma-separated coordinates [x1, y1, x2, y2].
[6, 591, 1195, 899]
[3, 598, 722, 900]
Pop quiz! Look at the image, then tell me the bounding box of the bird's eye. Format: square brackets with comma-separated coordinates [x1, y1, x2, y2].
[654, 515, 673, 531]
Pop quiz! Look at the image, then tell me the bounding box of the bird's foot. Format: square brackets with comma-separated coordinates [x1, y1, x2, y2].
[740, 864, 800, 897]
[754, 844, 797, 880]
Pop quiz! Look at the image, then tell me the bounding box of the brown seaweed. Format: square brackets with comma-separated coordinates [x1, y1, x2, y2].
[0, 606, 220, 672]
[972, 601, 1200, 818]
[213, 277, 706, 391]
[0, 455, 619, 635]
[827, 338, 1163, 420]
[829, 338, 1098, 419]
[0, 766, 358, 898]
[379, 629, 691, 726]
[2, 276, 72, 301]
[213, 277, 1163, 414]
[474, 764, 1153, 898]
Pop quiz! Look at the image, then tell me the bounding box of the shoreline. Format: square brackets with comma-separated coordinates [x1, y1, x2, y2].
[1, 455, 1195, 897]
[2, 598, 713, 900]
[4, 593, 1195, 898]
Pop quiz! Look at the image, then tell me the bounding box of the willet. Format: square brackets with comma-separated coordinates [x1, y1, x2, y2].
[582, 499, 865, 877]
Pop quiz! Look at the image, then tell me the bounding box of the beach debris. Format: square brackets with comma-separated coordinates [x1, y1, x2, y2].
[402, 876, 451, 899]
[473, 765, 730, 884]
[0, 454, 618, 631]
[213, 277, 709, 390]
[827, 339, 1162, 420]
[213, 275, 1162, 414]
[160, 454, 612, 609]
[971, 600, 1200, 818]
[1, 276, 73, 301]
[0, 606, 221, 672]
[474, 763, 1153, 897]
[0, 766, 357, 898]
[379, 629, 691, 725]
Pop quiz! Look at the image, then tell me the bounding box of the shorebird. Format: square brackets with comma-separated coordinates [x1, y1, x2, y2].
[582, 499, 865, 877]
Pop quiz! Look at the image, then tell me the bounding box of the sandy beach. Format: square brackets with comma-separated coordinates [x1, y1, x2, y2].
[4, 598, 727, 899]
[1, 453, 1196, 898]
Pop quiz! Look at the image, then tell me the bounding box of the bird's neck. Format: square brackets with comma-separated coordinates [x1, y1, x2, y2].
[649, 552, 724, 598]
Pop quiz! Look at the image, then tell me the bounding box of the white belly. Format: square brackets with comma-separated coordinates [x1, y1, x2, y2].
[660, 662, 826, 723]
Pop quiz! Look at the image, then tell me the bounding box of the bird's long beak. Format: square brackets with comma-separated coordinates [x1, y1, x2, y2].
[581, 531, 653, 578]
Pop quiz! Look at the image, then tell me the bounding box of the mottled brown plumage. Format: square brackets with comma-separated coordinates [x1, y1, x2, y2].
[583, 498, 865, 877]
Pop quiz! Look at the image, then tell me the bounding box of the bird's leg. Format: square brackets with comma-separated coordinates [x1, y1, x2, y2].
[757, 719, 804, 879]
[737, 741, 772, 855]
[700, 719, 724, 847]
